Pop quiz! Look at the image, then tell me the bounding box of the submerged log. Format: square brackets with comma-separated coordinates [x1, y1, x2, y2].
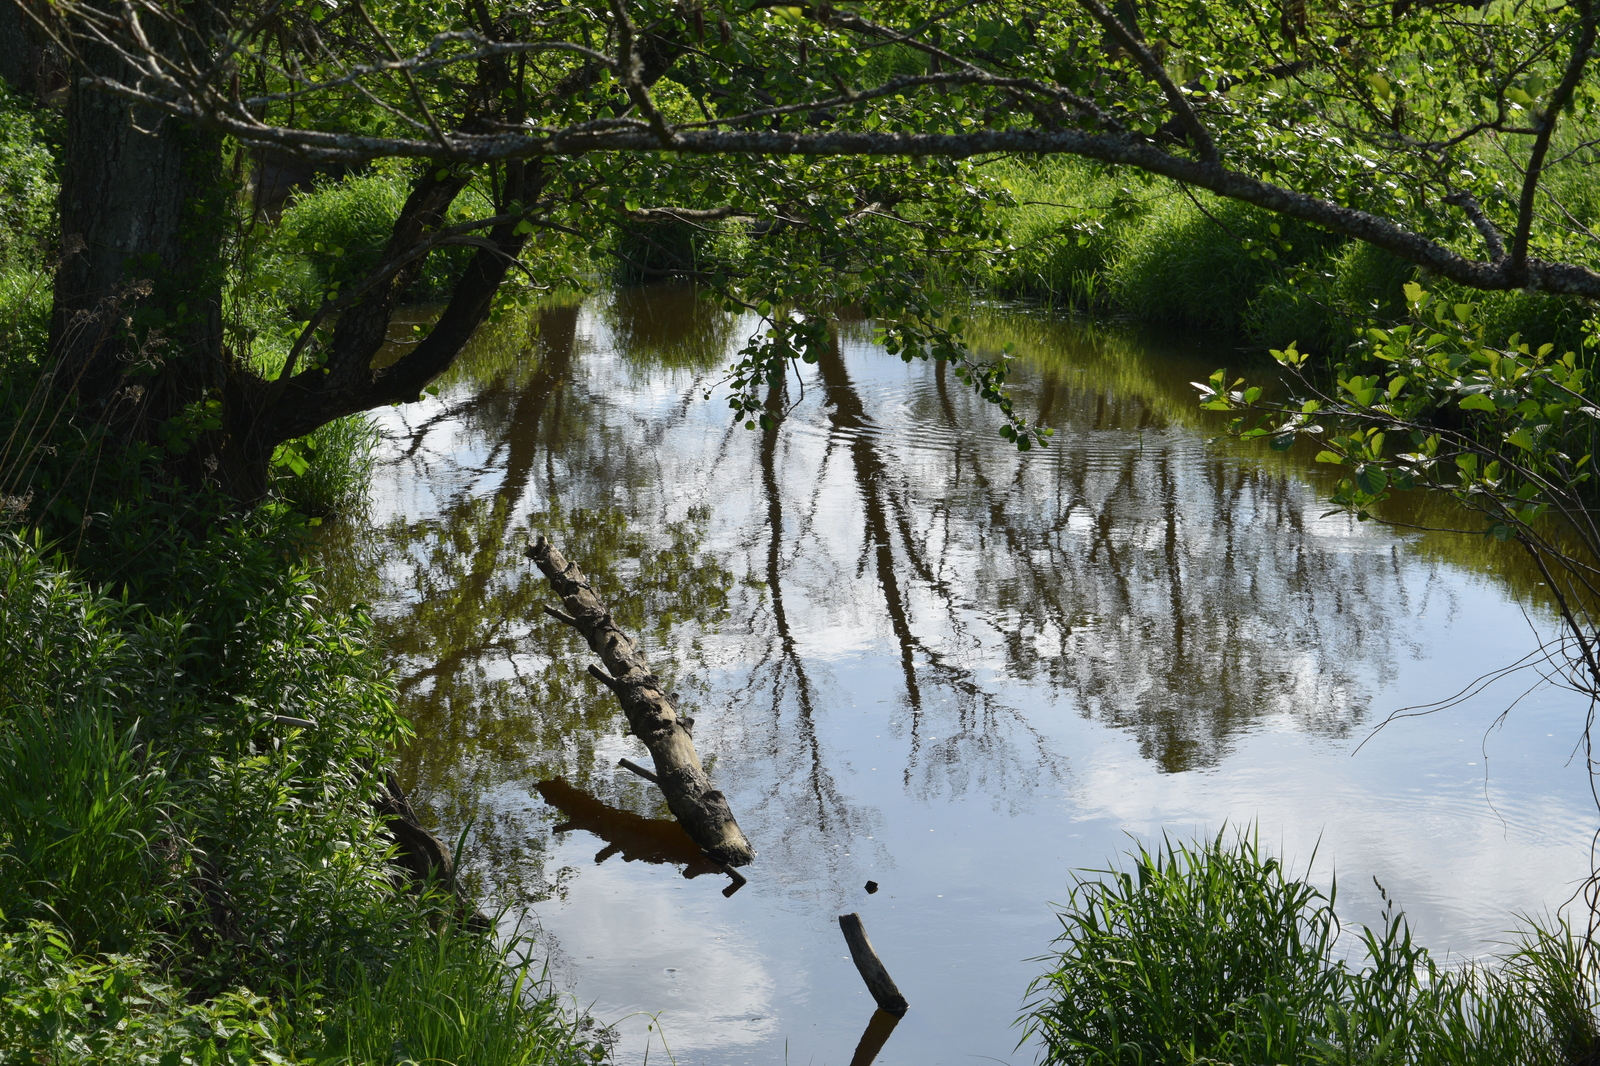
[370, 768, 489, 930]
[839, 913, 909, 1016]
[526, 534, 756, 867]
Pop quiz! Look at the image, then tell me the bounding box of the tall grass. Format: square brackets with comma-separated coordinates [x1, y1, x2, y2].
[319, 920, 610, 1066]
[272, 412, 382, 517]
[1020, 832, 1599, 1066]
[0, 705, 171, 955]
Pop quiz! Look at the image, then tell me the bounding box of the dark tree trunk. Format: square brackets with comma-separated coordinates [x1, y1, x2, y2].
[0, 0, 65, 102]
[41, 4, 546, 504]
[49, 7, 247, 489]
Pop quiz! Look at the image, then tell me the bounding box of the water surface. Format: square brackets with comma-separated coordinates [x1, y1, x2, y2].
[317, 288, 1597, 1065]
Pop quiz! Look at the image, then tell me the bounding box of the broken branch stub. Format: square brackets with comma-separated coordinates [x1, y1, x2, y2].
[526, 534, 756, 868]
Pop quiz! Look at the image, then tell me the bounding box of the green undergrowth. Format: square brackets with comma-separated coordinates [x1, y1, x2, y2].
[983, 158, 1595, 361]
[1020, 832, 1600, 1066]
[0, 500, 607, 1063]
[0, 83, 55, 358]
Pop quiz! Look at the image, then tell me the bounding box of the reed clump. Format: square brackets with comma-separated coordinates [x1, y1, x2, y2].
[1020, 831, 1599, 1066]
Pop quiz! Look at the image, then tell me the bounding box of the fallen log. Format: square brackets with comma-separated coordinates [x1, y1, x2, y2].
[526, 534, 755, 868]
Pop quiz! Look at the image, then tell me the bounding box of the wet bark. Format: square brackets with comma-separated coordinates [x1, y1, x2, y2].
[526, 534, 756, 867]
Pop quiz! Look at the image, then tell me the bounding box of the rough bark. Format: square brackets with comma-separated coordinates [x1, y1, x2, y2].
[526, 534, 756, 867]
[52, 18, 226, 390]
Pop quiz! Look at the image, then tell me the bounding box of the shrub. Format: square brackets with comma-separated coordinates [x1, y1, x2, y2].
[264, 166, 492, 309]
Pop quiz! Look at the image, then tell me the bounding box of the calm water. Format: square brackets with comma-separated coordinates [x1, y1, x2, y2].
[317, 288, 1598, 1065]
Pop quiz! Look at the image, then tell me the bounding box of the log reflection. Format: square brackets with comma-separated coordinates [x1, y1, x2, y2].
[848, 1009, 902, 1066]
[536, 778, 741, 891]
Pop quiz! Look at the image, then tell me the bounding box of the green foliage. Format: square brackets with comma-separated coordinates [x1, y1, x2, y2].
[0, 83, 55, 361]
[272, 413, 381, 518]
[1022, 832, 1342, 1064]
[0, 82, 56, 270]
[1202, 285, 1597, 540]
[1020, 832, 1596, 1065]
[0, 704, 171, 955]
[0, 513, 603, 1063]
[0, 922, 287, 1066]
[262, 167, 490, 309]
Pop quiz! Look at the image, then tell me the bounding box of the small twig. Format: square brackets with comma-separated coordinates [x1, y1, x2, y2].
[702, 849, 748, 897]
[543, 604, 578, 625]
[271, 714, 318, 729]
[618, 756, 659, 784]
[588, 663, 622, 690]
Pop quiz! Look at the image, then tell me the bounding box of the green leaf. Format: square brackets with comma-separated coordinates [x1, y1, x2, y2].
[1459, 393, 1496, 412]
[1355, 464, 1388, 494]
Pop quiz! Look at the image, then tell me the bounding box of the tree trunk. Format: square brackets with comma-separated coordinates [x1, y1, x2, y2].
[526, 534, 756, 868]
[49, 7, 249, 489]
[41, 5, 541, 504]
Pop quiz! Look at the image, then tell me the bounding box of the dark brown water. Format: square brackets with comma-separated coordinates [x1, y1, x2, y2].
[316, 287, 1596, 1065]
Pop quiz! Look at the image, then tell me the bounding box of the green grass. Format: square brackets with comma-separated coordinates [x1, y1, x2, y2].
[0, 512, 606, 1064]
[318, 920, 610, 1066]
[983, 157, 1595, 359]
[1020, 831, 1598, 1066]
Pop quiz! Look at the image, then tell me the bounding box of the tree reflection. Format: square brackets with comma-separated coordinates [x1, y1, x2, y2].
[316, 299, 737, 903]
[313, 287, 1486, 903]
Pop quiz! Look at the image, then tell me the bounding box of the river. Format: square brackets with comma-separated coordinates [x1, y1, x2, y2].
[314, 285, 1597, 1065]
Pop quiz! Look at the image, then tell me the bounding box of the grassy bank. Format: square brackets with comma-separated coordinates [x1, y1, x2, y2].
[978, 157, 1596, 360]
[0, 509, 609, 1064]
[0, 83, 605, 1063]
[1022, 833, 1599, 1066]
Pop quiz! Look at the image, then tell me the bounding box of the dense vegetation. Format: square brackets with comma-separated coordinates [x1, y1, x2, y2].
[3, 0, 1600, 1057]
[1022, 833, 1600, 1065]
[0, 85, 607, 1064]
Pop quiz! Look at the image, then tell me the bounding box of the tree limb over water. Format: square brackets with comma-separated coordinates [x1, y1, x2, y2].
[34, 0, 1600, 296]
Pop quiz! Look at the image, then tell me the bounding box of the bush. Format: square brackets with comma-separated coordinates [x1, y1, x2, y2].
[0, 83, 56, 361]
[272, 412, 381, 518]
[0, 511, 604, 1063]
[267, 167, 490, 306]
[985, 158, 1590, 359]
[1020, 831, 1598, 1066]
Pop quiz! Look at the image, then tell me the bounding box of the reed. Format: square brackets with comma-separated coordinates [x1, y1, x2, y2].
[1020, 831, 1598, 1066]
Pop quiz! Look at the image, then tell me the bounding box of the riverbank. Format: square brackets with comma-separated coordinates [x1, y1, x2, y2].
[0, 81, 607, 1061]
[0, 500, 609, 1062]
[976, 157, 1595, 359]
